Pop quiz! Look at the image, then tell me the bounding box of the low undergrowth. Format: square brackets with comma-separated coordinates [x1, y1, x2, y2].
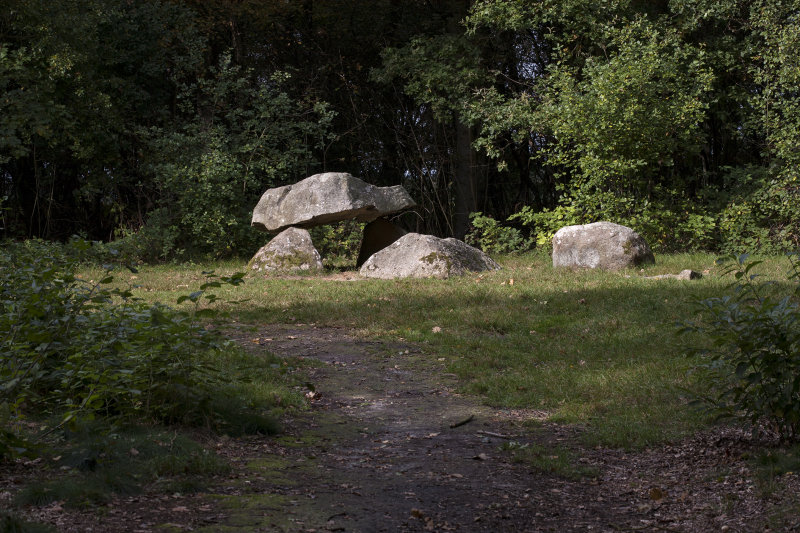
[682, 252, 800, 441]
[15, 424, 230, 509]
[0, 239, 304, 522]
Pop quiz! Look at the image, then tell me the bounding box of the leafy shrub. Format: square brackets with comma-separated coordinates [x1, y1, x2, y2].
[465, 212, 529, 254]
[508, 205, 579, 249]
[509, 195, 717, 253]
[683, 252, 800, 440]
[309, 219, 365, 267]
[129, 58, 334, 262]
[717, 165, 800, 255]
[0, 239, 270, 458]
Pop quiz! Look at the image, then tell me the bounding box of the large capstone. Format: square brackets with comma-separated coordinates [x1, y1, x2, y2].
[359, 233, 500, 279]
[552, 221, 655, 270]
[251, 172, 416, 233]
[248, 227, 323, 273]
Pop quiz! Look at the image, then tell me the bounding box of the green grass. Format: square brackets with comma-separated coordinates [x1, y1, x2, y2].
[82, 251, 796, 449]
[14, 424, 231, 509]
[499, 440, 599, 480]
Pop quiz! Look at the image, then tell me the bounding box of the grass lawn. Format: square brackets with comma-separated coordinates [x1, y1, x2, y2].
[85, 250, 792, 450]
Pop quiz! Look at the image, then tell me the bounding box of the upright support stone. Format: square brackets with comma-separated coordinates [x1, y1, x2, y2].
[356, 217, 407, 268]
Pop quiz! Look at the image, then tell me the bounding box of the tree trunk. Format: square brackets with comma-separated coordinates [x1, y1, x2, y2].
[452, 119, 485, 239]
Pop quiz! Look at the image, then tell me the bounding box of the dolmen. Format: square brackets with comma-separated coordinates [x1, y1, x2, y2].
[552, 221, 654, 270]
[249, 172, 499, 278]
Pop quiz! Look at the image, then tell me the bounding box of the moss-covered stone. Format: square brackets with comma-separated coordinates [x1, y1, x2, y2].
[248, 227, 323, 273]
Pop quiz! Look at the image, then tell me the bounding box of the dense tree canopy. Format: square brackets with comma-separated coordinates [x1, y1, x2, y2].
[1, 0, 798, 257]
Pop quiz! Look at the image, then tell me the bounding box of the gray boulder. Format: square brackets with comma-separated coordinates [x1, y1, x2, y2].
[251, 172, 416, 233]
[248, 227, 323, 273]
[552, 222, 654, 270]
[360, 233, 500, 279]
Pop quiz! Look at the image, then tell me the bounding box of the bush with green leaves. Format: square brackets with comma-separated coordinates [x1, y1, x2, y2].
[508, 197, 718, 253]
[309, 219, 365, 267]
[684, 252, 800, 440]
[128, 57, 334, 261]
[716, 165, 800, 255]
[0, 239, 270, 459]
[465, 212, 529, 254]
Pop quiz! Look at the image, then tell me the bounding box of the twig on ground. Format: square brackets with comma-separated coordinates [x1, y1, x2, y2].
[477, 430, 521, 439]
[449, 414, 475, 428]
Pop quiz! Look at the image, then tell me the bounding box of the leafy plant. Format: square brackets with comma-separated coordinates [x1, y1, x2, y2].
[0, 238, 273, 458]
[465, 212, 528, 254]
[309, 219, 365, 267]
[683, 252, 800, 440]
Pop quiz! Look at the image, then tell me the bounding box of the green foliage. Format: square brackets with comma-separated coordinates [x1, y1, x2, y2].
[508, 201, 717, 253]
[518, 16, 715, 250]
[309, 220, 365, 267]
[540, 17, 712, 185]
[751, 0, 800, 172]
[0, 0, 333, 255]
[465, 212, 529, 254]
[130, 57, 334, 261]
[463, 0, 800, 253]
[0, 239, 276, 458]
[5, 0, 800, 255]
[508, 205, 580, 249]
[684, 252, 800, 440]
[717, 166, 800, 254]
[376, 34, 489, 122]
[0, 0, 208, 239]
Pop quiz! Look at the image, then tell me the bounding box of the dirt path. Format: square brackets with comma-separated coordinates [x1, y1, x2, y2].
[9, 324, 800, 532]
[206, 325, 795, 533]
[211, 324, 621, 532]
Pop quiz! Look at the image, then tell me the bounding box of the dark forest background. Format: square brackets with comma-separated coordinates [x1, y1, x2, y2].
[2, 0, 799, 260]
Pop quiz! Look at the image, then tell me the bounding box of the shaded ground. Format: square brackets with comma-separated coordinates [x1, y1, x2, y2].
[5, 324, 800, 531]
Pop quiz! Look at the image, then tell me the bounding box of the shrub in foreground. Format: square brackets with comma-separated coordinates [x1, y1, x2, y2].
[684, 252, 800, 440]
[0, 239, 271, 459]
